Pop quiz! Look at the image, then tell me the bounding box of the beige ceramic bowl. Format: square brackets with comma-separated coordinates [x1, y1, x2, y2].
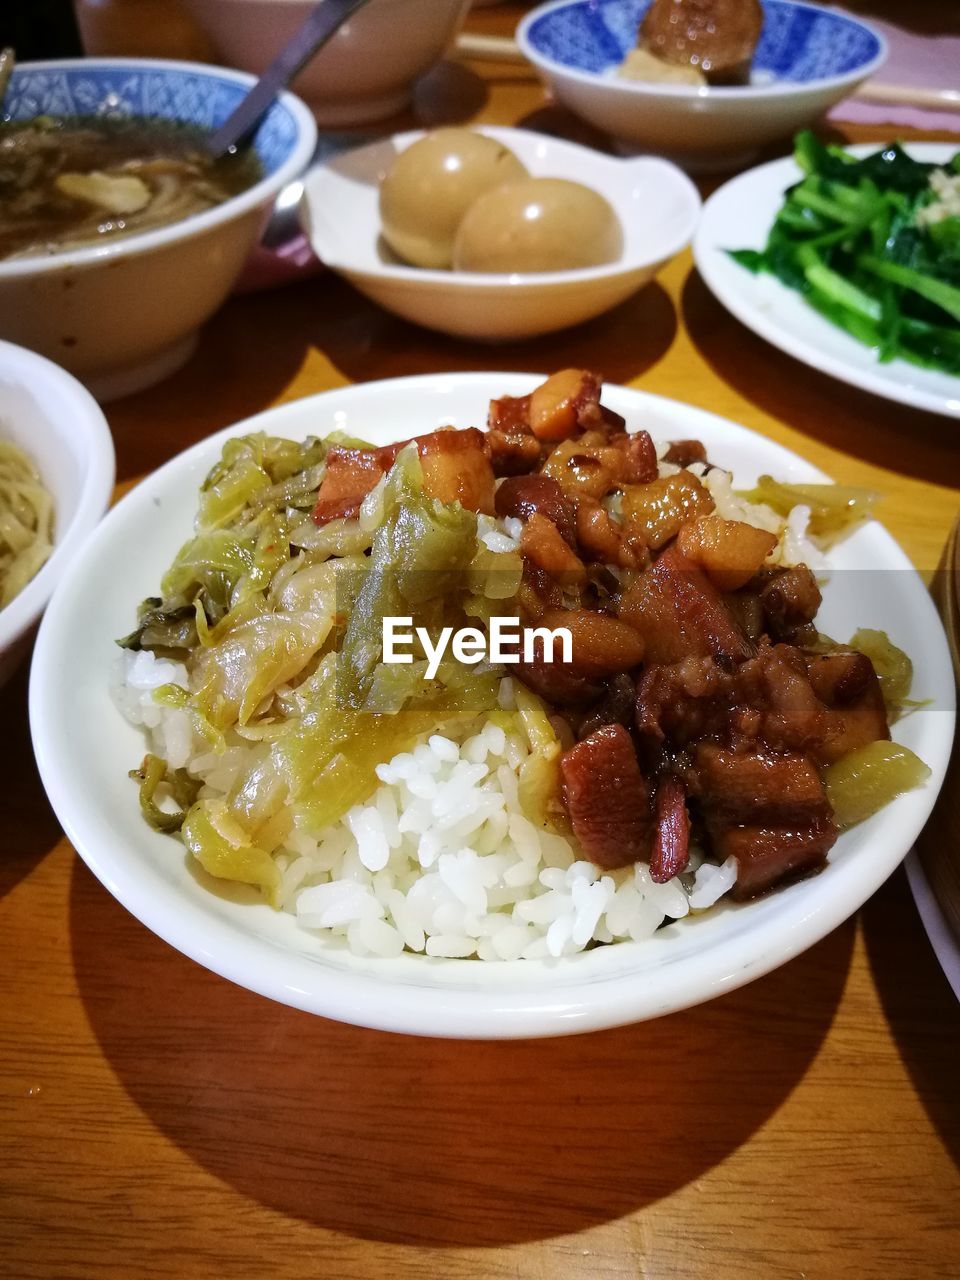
[182, 0, 472, 125]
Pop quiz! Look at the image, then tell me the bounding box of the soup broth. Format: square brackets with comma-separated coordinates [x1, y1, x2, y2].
[0, 115, 262, 261]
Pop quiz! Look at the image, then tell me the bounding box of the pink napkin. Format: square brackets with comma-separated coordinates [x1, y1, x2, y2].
[828, 14, 960, 134]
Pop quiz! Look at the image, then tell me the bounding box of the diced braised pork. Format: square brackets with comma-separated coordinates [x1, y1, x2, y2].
[635, 655, 733, 750]
[709, 820, 836, 899]
[313, 428, 494, 524]
[417, 428, 495, 514]
[575, 497, 639, 569]
[619, 545, 753, 667]
[536, 608, 645, 678]
[803, 650, 890, 764]
[759, 565, 822, 640]
[691, 743, 837, 897]
[488, 392, 531, 434]
[676, 516, 777, 591]
[495, 474, 576, 546]
[528, 368, 604, 441]
[514, 651, 604, 709]
[622, 471, 716, 551]
[606, 430, 659, 485]
[663, 439, 707, 467]
[487, 428, 543, 477]
[692, 744, 830, 826]
[732, 643, 827, 755]
[560, 724, 652, 869]
[649, 775, 690, 883]
[312, 445, 395, 524]
[575, 673, 636, 739]
[519, 513, 587, 588]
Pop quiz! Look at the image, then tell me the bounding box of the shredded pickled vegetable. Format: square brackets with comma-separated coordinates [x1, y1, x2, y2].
[0, 438, 54, 607]
[823, 740, 931, 829]
[118, 429, 521, 885]
[735, 476, 879, 546]
[848, 628, 916, 717]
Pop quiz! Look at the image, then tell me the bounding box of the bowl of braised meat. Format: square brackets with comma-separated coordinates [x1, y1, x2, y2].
[518, 0, 886, 165]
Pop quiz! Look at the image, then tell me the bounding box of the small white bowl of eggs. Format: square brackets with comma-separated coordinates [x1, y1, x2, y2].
[298, 126, 700, 341]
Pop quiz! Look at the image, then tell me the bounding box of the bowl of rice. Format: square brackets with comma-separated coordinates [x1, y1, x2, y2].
[28, 374, 954, 1037]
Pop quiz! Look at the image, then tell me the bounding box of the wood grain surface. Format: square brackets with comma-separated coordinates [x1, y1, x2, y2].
[2, 5, 959, 1278]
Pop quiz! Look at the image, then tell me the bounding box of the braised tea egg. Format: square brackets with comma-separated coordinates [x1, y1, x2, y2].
[452, 177, 623, 274]
[379, 129, 528, 269]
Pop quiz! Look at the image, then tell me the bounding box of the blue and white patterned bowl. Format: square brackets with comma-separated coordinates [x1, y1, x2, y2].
[0, 58, 317, 399]
[517, 0, 886, 163]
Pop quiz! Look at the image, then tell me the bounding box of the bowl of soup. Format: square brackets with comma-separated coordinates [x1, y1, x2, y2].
[0, 58, 317, 400]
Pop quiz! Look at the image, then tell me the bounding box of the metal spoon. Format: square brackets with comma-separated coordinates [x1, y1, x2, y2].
[0, 48, 15, 112]
[208, 0, 375, 158]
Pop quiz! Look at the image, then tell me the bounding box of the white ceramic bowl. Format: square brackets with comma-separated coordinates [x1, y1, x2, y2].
[694, 143, 960, 418]
[299, 127, 701, 340]
[181, 0, 472, 125]
[517, 0, 887, 166]
[0, 58, 317, 402]
[28, 374, 955, 1039]
[0, 340, 114, 686]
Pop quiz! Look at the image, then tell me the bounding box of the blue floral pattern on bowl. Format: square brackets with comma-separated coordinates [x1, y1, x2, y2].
[3, 63, 299, 174]
[526, 0, 882, 82]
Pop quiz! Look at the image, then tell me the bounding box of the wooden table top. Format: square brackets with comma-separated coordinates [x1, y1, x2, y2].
[3, 6, 959, 1278]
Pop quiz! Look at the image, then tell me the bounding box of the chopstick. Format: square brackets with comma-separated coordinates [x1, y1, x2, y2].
[453, 32, 960, 114]
[456, 33, 527, 65]
[915, 519, 960, 943]
[854, 82, 960, 114]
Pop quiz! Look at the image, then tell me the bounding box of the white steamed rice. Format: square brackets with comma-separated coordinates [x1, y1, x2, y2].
[113, 656, 738, 960]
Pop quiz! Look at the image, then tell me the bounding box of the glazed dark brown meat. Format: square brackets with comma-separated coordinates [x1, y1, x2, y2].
[692, 744, 837, 897]
[313, 427, 494, 524]
[515, 650, 604, 709]
[519, 513, 588, 588]
[650, 775, 691, 883]
[575, 497, 640, 569]
[803, 650, 890, 764]
[692, 744, 830, 826]
[488, 393, 531, 435]
[640, 0, 764, 86]
[663, 439, 708, 468]
[487, 428, 544, 477]
[606, 430, 659, 485]
[560, 724, 653, 869]
[758, 565, 822, 640]
[709, 820, 837, 900]
[618, 544, 754, 666]
[312, 444, 394, 524]
[495, 474, 577, 546]
[482, 369, 893, 900]
[575, 673, 636, 740]
[417, 427, 496, 514]
[536, 608, 646, 678]
[633, 642, 861, 763]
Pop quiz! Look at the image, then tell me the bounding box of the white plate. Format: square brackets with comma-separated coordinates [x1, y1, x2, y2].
[694, 144, 960, 418]
[906, 853, 960, 1001]
[299, 127, 700, 341]
[28, 374, 956, 1039]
